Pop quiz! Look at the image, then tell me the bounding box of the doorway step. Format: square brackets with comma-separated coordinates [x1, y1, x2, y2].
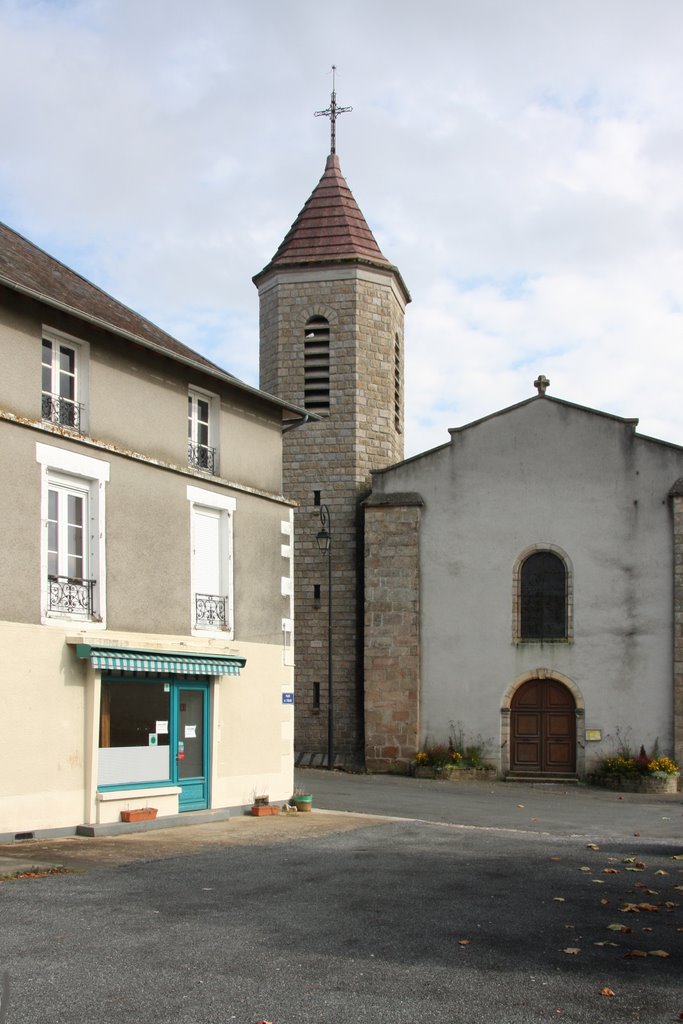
[505, 772, 579, 784]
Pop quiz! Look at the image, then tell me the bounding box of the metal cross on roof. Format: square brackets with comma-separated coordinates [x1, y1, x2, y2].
[534, 374, 550, 396]
[315, 65, 352, 155]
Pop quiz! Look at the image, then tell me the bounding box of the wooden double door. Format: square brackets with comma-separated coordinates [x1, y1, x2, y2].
[510, 679, 576, 774]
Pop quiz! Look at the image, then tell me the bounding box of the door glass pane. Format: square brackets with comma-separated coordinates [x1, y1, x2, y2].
[178, 690, 204, 779]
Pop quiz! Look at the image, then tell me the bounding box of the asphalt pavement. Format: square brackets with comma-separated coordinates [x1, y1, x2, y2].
[0, 773, 681, 1024]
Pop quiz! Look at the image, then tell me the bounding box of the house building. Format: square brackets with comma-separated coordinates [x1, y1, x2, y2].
[0, 221, 307, 839]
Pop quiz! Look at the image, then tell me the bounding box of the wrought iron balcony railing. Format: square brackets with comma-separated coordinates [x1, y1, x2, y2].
[48, 575, 95, 617]
[42, 393, 84, 432]
[195, 593, 228, 629]
[188, 442, 216, 473]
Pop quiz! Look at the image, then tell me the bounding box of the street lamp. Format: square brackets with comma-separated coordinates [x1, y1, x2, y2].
[316, 504, 334, 770]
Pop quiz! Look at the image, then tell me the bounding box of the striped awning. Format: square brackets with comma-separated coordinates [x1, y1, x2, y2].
[75, 645, 245, 676]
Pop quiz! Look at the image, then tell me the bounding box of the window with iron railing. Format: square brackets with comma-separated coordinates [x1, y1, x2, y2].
[188, 390, 217, 473]
[42, 336, 85, 432]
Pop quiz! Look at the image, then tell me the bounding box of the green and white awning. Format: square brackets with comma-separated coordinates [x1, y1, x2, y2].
[75, 645, 245, 676]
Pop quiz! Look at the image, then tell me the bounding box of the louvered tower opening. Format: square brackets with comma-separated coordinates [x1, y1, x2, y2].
[304, 316, 330, 413]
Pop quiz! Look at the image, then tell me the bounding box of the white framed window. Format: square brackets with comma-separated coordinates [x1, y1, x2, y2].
[36, 443, 109, 626]
[187, 485, 235, 637]
[188, 387, 219, 474]
[41, 328, 89, 433]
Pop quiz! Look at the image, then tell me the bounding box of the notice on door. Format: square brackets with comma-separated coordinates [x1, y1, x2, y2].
[185, 724, 197, 739]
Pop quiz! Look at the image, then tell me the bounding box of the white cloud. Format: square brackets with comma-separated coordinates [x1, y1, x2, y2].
[1, 0, 683, 457]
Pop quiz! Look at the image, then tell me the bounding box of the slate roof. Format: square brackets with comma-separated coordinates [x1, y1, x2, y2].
[0, 221, 228, 374]
[0, 220, 309, 415]
[253, 155, 410, 301]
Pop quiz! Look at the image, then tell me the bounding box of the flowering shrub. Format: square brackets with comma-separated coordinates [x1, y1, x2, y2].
[415, 739, 485, 771]
[648, 756, 679, 776]
[598, 746, 678, 778]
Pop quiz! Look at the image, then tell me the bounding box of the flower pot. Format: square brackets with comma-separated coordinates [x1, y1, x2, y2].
[293, 794, 313, 812]
[120, 808, 157, 823]
[250, 804, 279, 816]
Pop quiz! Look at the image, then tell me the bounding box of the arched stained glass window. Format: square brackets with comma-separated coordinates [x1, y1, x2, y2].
[520, 551, 567, 640]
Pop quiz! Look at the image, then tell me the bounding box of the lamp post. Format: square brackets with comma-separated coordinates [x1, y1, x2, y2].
[316, 504, 334, 770]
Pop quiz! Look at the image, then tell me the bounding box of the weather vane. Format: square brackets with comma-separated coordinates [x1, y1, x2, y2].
[315, 65, 352, 155]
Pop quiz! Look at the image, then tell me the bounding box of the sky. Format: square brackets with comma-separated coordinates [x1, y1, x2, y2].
[1, 0, 682, 457]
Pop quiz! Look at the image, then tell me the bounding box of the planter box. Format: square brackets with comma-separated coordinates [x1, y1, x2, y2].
[120, 808, 157, 823]
[591, 774, 679, 794]
[251, 805, 279, 816]
[414, 765, 495, 781]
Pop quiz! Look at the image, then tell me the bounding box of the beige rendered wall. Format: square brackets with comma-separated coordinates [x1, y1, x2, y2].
[0, 420, 290, 643]
[0, 623, 293, 837]
[0, 290, 284, 495]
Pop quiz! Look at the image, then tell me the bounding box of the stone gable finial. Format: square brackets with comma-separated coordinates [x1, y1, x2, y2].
[534, 374, 550, 396]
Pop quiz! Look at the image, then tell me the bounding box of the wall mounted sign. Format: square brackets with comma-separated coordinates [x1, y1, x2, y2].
[282, 692, 294, 704]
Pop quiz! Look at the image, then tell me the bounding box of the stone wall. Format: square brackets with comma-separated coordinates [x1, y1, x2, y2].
[364, 493, 423, 771]
[257, 264, 407, 759]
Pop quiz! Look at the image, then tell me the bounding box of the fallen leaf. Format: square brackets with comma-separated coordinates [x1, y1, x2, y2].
[593, 941, 619, 947]
[600, 898, 609, 905]
[618, 904, 641, 913]
[600, 988, 616, 997]
[517, 803, 525, 808]
[636, 903, 659, 912]
[553, 897, 566, 902]
[672, 855, 683, 861]
[602, 867, 619, 874]
[586, 843, 600, 850]
[642, 927, 653, 932]
[648, 949, 670, 958]
[579, 866, 592, 873]
[654, 870, 668, 876]
[623, 949, 648, 958]
[633, 832, 640, 837]
[458, 938, 470, 946]
[592, 879, 605, 884]
[663, 901, 677, 910]
[562, 947, 581, 955]
[551, 856, 562, 861]
[608, 923, 631, 933]
[674, 886, 683, 892]
[623, 857, 636, 863]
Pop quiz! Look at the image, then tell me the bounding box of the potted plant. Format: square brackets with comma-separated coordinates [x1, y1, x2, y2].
[250, 793, 279, 816]
[292, 785, 313, 812]
[120, 807, 157, 823]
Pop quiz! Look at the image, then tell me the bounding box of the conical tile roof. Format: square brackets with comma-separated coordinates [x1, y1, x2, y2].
[265, 154, 390, 268]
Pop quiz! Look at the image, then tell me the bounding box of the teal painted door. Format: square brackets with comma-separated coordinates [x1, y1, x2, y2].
[173, 684, 209, 811]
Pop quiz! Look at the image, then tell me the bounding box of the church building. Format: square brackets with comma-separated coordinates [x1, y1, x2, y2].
[256, 85, 683, 778]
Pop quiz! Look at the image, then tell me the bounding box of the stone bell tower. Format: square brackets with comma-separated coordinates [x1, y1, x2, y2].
[253, 88, 410, 763]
